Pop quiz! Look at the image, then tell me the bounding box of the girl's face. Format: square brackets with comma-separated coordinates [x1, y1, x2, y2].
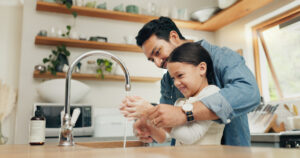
[167, 62, 208, 98]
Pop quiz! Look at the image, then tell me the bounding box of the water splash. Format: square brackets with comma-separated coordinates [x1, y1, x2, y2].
[123, 91, 131, 149]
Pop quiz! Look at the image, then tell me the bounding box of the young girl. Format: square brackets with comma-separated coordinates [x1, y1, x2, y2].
[121, 42, 224, 145]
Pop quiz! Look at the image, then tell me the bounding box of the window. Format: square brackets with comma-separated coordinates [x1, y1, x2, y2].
[252, 6, 300, 101]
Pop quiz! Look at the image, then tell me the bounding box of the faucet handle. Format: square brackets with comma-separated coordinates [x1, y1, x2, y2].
[71, 108, 81, 126]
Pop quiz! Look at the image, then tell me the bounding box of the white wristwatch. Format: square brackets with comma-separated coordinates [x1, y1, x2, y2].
[182, 103, 194, 122]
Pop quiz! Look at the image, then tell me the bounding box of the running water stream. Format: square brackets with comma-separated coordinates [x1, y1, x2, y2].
[123, 91, 131, 149]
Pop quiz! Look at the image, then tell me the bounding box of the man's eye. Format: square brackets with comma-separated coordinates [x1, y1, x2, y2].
[178, 74, 183, 78]
[155, 51, 160, 56]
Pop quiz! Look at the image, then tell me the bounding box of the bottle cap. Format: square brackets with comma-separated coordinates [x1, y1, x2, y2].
[35, 106, 44, 117]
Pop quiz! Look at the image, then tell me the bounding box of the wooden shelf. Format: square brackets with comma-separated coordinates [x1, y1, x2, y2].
[36, 0, 272, 31]
[35, 36, 142, 52]
[33, 70, 161, 82]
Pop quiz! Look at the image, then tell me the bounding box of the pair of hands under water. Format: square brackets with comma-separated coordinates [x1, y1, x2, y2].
[119, 96, 186, 143]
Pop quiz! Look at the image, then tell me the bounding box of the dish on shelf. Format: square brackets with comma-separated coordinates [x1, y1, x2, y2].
[191, 7, 218, 22]
[37, 79, 90, 103]
[218, 0, 238, 9]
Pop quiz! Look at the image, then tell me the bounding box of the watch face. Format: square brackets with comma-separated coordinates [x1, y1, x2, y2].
[183, 103, 193, 112]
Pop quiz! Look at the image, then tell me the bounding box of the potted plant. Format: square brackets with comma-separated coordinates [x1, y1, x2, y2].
[42, 45, 70, 75]
[96, 58, 113, 79]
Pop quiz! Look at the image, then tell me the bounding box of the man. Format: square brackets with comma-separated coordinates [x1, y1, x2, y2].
[130, 17, 260, 146]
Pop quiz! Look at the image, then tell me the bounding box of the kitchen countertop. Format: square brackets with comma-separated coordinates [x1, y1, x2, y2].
[1, 144, 300, 158]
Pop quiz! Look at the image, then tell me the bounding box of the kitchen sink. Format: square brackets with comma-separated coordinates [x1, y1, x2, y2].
[76, 140, 146, 148]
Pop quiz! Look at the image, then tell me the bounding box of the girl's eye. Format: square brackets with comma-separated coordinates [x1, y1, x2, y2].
[155, 51, 159, 56]
[155, 48, 161, 56]
[178, 74, 183, 78]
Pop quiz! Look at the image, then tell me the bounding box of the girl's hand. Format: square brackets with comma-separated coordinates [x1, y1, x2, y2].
[119, 96, 154, 119]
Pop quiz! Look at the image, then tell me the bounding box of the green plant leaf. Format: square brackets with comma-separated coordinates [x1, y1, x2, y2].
[50, 69, 56, 75]
[105, 66, 112, 72]
[43, 58, 49, 63]
[96, 69, 104, 79]
[104, 61, 110, 67]
[65, 50, 70, 56]
[72, 12, 78, 18]
[52, 50, 58, 56]
[97, 59, 103, 65]
[65, 2, 72, 9]
[66, 25, 71, 31]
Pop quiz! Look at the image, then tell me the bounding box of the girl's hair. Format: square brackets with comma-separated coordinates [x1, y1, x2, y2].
[167, 42, 215, 84]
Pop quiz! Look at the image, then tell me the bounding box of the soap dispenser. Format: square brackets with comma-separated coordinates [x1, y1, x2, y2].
[29, 106, 46, 145]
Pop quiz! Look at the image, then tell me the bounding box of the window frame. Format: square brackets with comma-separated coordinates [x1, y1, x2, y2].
[252, 6, 300, 100]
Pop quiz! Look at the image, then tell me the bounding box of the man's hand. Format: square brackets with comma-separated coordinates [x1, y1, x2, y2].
[133, 117, 154, 143]
[148, 104, 186, 128]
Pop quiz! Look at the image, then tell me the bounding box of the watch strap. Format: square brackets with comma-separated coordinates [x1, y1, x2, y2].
[186, 111, 194, 122]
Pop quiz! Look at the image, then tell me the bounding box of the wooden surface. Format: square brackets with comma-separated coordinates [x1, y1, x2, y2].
[258, 31, 283, 98]
[0, 144, 300, 158]
[202, 0, 273, 31]
[76, 141, 145, 148]
[33, 71, 161, 82]
[35, 36, 142, 53]
[36, 0, 273, 31]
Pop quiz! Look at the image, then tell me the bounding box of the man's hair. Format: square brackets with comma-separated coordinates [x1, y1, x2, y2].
[167, 42, 215, 84]
[136, 17, 185, 47]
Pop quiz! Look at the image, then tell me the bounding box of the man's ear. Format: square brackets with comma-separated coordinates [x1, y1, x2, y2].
[198, 62, 207, 76]
[169, 31, 181, 45]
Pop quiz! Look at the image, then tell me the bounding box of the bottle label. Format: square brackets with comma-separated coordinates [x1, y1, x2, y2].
[29, 120, 45, 143]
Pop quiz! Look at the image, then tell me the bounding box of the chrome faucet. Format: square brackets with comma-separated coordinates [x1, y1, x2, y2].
[58, 50, 131, 146]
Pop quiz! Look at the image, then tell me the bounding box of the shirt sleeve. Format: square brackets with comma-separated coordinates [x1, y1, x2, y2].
[200, 46, 260, 124]
[170, 121, 212, 144]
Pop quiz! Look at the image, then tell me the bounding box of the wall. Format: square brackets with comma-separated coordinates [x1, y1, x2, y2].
[15, 0, 216, 144]
[0, 0, 23, 144]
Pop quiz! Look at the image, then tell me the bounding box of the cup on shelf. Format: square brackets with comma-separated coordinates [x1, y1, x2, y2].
[79, 34, 87, 40]
[70, 31, 79, 39]
[171, 6, 178, 19]
[85, 0, 96, 8]
[147, 2, 157, 16]
[126, 5, 139, 14]
[113, 4, 124, 12]
[74, 0, 84, 7]
[49, 26, 56, 37]
[56, 28, 63, 38]
[178, 8, 188, 20]
[37, 30, 47, 37]
[159, 7, 169, 17]
[97, 2, 107, 9]
[43, 0, 56, 3]
[124, 35, 135, 45]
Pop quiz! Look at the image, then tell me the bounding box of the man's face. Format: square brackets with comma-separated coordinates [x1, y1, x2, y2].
[142, 35, 177, 69]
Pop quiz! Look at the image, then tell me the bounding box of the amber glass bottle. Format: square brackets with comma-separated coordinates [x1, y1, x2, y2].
[29, 107, 46, 145]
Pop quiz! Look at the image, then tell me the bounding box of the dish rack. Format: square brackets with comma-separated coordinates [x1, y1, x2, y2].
[248, 99, 285, 133]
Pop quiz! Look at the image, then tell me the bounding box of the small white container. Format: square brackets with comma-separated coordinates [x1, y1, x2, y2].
[293, 116, 300, 130]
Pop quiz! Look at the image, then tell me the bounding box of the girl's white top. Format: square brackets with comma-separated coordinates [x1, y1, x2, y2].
[170, 85, 225, 146]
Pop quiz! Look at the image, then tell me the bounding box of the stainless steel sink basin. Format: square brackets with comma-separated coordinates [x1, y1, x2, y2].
[76, 141, 146, 148]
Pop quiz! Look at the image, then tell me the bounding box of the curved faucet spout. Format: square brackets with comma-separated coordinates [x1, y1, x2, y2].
[59, 50, 131, 146]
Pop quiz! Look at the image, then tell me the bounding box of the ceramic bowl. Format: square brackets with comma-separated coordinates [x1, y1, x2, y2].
[218, 0, 238, 9]
[37, 79, 90, 103]
[191, 7, 218, 22]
